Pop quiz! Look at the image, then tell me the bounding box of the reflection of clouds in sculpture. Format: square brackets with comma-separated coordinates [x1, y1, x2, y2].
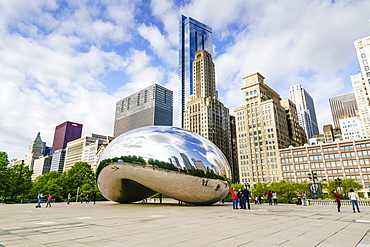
[98, 126, 231, 178]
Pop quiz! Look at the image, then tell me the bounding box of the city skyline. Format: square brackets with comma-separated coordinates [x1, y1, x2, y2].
[1, 1, 370, 160]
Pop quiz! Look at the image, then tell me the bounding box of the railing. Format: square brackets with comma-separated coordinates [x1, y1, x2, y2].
[308, 199, 370, 206]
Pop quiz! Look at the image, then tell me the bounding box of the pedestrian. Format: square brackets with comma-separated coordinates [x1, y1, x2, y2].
[297, 192, 302, 205]
[267, 191, 273, 205]
[67, 193, 71, 204]
[36, 193, 43, 208]
[254, 196, 258, 204]
[242, 186, 251, 209]
[302, 192, 307, 206]
[85, 194, 89, 203]
[348, 189, 361, 213]
[202, 179, 205, 186]
[93, 192, 96, 205]
[258, 195, 262, 204]
[205, 179, 208, 186]
[231, 187, 238, 209]
[272, 191, 277, 205]
[46, 194, 52, 208]
[333, 189, 343, 213]
[237, 188, 244, 209]
[80, 194, 84, 204]
[159, 193, 162, 204]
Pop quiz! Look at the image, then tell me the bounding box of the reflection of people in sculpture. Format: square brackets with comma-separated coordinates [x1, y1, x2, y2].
[333, 190, 343, 213]
[202, 179, 205, 186]
[215, 184, 220, 191]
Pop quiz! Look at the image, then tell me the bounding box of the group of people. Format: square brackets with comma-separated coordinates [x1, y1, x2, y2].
[36, 192, 97, 207]
[36, 193, 53, 208]
[231, 187, 251, 209]
[296, 192, 308, 206]
[333, 189, 361, 213]
[252, 191, 278, 205]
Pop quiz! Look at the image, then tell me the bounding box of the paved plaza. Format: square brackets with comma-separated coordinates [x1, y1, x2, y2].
[1, 199, 370, 246]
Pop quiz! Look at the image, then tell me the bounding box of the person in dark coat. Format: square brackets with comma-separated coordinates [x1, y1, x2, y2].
[241, 186, 250, 209]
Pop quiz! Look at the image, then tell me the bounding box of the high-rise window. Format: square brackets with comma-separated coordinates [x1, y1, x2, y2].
[137, 93, 140, 106]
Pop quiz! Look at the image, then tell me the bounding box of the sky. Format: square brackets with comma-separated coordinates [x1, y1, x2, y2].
[1, 0, 370, 161]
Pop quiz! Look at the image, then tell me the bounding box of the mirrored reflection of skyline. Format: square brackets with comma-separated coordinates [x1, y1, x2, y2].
[99, 126, 231, 177]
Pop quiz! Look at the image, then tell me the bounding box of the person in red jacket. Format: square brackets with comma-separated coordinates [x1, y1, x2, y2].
[333, 190, 343, 213]
[46, 194, 52, 208]
[231, 188, 239, 209]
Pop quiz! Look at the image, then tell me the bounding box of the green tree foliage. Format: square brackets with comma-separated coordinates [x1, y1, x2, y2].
[31, 171, 63, 200]
[0, 152, 10, 198]
[251, 182, 268, 197]
[6, 163, 33, 199]
[60, 162, 95, 198]
[325, 179, 362, 199]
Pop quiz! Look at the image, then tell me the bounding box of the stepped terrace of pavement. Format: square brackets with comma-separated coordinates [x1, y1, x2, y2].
[0, 199, 370, 247]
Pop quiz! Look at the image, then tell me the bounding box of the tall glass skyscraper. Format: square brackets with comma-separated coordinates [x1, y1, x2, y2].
[179, 15, 213, 127]
[289, 84, 319, 138]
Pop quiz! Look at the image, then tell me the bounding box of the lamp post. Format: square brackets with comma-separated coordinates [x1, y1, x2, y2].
[335, 178, 344, 194]
[307, 172, 321, 199]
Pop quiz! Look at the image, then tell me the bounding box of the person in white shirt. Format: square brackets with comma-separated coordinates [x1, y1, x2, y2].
[348, 189, 360, 213]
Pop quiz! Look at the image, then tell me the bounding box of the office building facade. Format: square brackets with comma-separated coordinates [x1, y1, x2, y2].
[329, 93, 358, 128]
[289, 84, 319, 138]
[113, 84, 173, 137]
[234, 73, 291, 185]
[51, 121, 83, 154]
[64, 134, 113, 171]
[340, 116, 365, 141]
[280, 139, 370, 191]
[32, 156, 52, 180]
[50, 149, 66, 174]
[179, 15, 213, 127]
[183, 50, 231, 165]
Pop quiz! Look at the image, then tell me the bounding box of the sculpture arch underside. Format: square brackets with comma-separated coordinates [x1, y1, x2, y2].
[97, 162, 229, 205]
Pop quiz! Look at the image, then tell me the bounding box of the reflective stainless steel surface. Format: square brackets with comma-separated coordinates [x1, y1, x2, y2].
[97, 126, 231, 205]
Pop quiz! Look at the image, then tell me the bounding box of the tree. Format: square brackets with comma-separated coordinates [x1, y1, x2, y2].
[31, 171, 63, 201]
[6, 163, 33, 200]
[325, 179, 362, 199]
[251, 182, 268, 198]
[0, 152, 9, 198]
[60, 162, 95, 199]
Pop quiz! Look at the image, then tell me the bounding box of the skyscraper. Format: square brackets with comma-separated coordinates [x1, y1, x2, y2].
[51, 121, 83, 154]
[329, 93, 358, 127]
[183, 50, 231, 165]
[179, 15, 213, 127]
[352, 35, 370, 138]
[113, 83, 173, 137]
[289, 84, 319, 138]
[235, 73, 291, 184]
[24, 132, 46, 170]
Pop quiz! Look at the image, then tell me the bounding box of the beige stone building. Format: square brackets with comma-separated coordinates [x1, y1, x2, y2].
[183, 50, 231, 164]
[64, 134, 114, 172]
[234, 72, 292, 185]
[24, 132, 46, 170]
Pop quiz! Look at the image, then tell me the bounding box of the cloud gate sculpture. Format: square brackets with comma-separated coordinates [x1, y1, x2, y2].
[96, 126, 231, 205]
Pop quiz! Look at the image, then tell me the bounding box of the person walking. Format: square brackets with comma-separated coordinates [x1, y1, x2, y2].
[267, 191, 273, 205]
[85, 194, 89, 203]
[36, 193, 43, 208]
[46, 194, 52, 208]
[258, 195, 262, 204]
[348, 189, 361, 213]
[333, 190, 343, 213]
[67, 193, 71, 204]
[297, 192, 302, 205]
[302, 192, 307, 206]
[231, 188, 238, 209]
[272, 191, 278, 205]
[93, 192, 96, 205]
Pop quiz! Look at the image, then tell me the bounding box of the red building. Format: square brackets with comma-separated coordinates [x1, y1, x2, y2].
[51, 121, 83, 154]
